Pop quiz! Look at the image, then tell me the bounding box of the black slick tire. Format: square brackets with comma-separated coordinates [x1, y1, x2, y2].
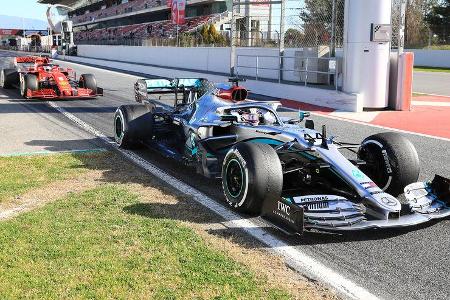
[114, 104, 153, 149]
[222, 142, 283, 214]
[358, 132, 420, 196]
[79, 74, 97, 94]
[20, 74, 38, 99]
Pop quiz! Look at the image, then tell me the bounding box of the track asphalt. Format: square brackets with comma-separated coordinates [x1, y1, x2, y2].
[1, 51, 449, 300]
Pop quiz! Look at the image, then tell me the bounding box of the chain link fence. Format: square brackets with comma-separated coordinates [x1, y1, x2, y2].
[231, 0, 345, 51]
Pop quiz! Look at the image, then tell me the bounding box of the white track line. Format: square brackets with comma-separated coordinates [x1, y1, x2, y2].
[47, 100, 379, 300]
[413, 92, 450, 99]
[412, 101, 450, 107]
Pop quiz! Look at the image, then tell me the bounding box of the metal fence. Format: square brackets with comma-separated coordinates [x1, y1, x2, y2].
[230, 0, 345, 51]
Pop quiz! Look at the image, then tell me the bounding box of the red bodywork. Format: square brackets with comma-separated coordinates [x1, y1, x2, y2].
[216, 86, 248, 102]
[15, 56, 102, 99]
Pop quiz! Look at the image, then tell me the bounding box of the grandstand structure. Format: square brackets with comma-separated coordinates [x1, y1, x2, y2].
[38, 0, 244, 45]
[37, 0, 273, 46]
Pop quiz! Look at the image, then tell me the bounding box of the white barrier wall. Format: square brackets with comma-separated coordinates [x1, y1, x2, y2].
[76, 45, 335, 80]
[77, 45, 232, 73]
[407, 49, 450, 68]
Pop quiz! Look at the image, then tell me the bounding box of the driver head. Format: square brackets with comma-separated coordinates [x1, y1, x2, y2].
[242, 109, 259, 126]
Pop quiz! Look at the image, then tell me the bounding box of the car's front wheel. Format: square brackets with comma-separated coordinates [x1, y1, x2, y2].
[222, 142, 283, 214]
[358, 132, 420, 196]
[79, 74, 97, 94]
[20, 74, 38, 99]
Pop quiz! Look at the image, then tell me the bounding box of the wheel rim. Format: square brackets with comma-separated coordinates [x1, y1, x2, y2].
[114, 114, 124, 140]
[0, 71, 4, 86]
[225, 159, 244, 199]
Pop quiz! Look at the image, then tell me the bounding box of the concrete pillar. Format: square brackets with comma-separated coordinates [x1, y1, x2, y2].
[343, 0, 392, 108]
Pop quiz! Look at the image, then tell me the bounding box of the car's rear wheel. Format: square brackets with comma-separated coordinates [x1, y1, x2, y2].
[79, 74, 97, 94]
[20, 74, 38, 99]
[114, 104, 154, 149]
[222, 142, 283, 214]
[358, 132, 420, 196]
[1, 69, 18, 89]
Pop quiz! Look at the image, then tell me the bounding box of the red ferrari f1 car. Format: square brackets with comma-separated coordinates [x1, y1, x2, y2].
[0, 56, 103, 99]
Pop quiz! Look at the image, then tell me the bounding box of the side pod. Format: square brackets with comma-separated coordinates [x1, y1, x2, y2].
[261, 197, 304, 235]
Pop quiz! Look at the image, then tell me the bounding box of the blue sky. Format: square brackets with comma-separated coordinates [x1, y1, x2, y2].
[1, 0, 49, 21]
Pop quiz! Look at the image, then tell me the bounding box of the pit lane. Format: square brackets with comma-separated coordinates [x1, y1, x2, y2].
[1, 50, 449, 300]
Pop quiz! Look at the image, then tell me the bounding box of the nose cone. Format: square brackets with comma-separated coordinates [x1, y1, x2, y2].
[374, 193, 402, 212]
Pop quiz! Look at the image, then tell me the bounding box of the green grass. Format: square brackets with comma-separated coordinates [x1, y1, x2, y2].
[0, 185, 291, 299]
[0, 152, 106, 204]
[425, 45, 450, 50]
[414, 66, 450, 73]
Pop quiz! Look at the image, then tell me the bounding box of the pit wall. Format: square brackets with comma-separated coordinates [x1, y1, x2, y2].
[76, 45, 343, 82]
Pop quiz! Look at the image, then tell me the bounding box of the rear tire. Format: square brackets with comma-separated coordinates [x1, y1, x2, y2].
[222, 142, 283, 214]
[79, 74, 97, 94]
[20, 74, 38, 99]
[1, 69, 19, 89]
[114, 105, 154, 149]
[358, 132, 420, 196]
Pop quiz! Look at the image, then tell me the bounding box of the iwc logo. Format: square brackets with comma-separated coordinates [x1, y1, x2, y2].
[277, 201, 291, 215]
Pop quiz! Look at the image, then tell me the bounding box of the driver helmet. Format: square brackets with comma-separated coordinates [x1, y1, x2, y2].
[263, 111, 276, 125]
[241, 109, 260, 126]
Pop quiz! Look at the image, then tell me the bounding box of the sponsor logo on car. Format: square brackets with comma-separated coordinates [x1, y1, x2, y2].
[352, 168, 365, 180]
[381, 196, 398, 206]
[381, 150, 393, 174]
[296, 195, 329, 202]
[277, 201, 291, 215]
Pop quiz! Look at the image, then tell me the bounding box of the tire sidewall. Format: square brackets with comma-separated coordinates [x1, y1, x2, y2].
[114, 107, 128, 146]
[358, 132, 419, 196]
[222, 148, 250, 209]
[359, 139, 393, 191]
[79, 74, 97, 92]
[20, 74, 27, 97]
[0, 70, 5, 88]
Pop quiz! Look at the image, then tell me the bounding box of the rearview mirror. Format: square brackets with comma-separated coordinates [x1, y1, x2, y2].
[298, 111, 311, 122]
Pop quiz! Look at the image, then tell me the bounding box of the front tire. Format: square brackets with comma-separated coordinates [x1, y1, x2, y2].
[222, 142, 283, 214]
[79, 74, 97, 94]
[358, 132, 420, 196]
[114, 105, 154, 149]
[20, 74, 38, 99]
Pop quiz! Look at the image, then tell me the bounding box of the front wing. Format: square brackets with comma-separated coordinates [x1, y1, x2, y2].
[26, 87, 103, 99]
[261, 175, 450, 235]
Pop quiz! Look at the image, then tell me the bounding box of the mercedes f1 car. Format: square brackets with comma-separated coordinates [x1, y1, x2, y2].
[112, 77, 450, 234]
[0, 56, 103, 99]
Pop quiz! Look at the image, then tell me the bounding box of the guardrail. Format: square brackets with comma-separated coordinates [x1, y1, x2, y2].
[236, 54, 339, 90]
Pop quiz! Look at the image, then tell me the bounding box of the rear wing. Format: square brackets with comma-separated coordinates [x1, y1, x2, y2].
[14, 56, 50, 65]
[135, 78, 206, 103]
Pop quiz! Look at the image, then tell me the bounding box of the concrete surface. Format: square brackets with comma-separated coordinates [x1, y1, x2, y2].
[413, 71, 450, 96]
